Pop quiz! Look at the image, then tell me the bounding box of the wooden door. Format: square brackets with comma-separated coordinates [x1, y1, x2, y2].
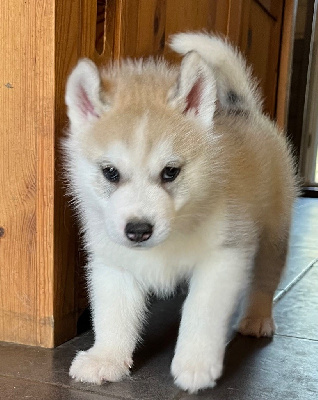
[239, 0, 284, 118]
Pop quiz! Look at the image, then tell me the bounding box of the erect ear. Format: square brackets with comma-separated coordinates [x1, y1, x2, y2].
[168, 51, 216, 129]
[65, 58, 107, 131]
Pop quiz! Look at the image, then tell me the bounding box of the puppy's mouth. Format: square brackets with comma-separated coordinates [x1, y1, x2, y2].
[122, 235, 166, 250]
[131, 243, 148, 249]
[126, 239, 156, 249]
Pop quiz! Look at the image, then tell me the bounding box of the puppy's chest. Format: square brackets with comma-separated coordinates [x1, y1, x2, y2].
[113, 246, 199, 293]
[104, 228, 221, 293]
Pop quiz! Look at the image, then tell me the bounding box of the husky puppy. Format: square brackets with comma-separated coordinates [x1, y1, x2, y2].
[64, 33, 297, 393]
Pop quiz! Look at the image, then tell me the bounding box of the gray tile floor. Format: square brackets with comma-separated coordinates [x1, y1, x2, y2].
[0, 198, 317, 399]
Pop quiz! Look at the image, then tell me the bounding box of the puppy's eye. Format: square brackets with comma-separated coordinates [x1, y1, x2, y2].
[161, 166, 181, 183]
[102, 166, 120, 183]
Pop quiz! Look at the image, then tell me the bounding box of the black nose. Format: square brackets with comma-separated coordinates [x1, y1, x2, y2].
[125, 221, 153, 242]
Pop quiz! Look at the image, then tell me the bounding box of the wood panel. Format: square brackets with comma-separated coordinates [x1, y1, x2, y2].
[165, 0, 224, 38]
[276, 0, 298, 129]
[107, 0, 230, 61]
[114, 0, 167, 58]
[239, 0, 284, 117]
[256, 0, 282, 19]
[0, 0, 89, 348]
[165, 0, 229, 61]
[103, 0, 121, 60]
[54, 0, 82, 347]
[227, 0, 244, 43]
[0, 1, 55, 347]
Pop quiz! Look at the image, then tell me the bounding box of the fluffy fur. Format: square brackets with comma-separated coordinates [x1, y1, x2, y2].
[63, 32, 297, 393]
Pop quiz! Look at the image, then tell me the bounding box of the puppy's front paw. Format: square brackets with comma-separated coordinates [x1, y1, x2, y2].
[171, 352, 223, 393]
[69, 349, 132, 384]
[238, 316, 275, 338]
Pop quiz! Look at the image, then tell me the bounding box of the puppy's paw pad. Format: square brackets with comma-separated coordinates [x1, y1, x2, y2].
[69, 350, 131, 384]
[238, 317, 275, 338]
[171, 356, 222, 393]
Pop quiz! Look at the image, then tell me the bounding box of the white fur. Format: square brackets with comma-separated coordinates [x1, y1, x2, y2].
[64, 33, 296, 393]
[171, 245, 256, 392]
[65, 58, 108, 132]
[170, 32, 262, 113]
[168, 51, 217, 129]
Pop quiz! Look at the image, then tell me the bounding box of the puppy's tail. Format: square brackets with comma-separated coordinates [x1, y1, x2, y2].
[170, 32, 262, 114]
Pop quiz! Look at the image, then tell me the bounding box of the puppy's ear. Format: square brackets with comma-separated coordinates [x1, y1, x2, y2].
[65, 59, 107, 131]
[168, 51, 216, 129]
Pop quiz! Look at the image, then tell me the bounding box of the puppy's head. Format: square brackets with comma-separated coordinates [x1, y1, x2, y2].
[64, 54, 222, 248]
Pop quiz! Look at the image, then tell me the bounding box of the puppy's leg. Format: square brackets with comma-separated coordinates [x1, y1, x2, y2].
[70, 263, 146, 384]
[171, 246, 255, 393]
[238, 235, 288, 337]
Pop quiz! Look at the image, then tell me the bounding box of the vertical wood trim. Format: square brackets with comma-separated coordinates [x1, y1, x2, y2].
[266, 0, 284, 118]
[36, 1, 55, 348]
[0, 0, 55, 347]
[0, 0, 38, 345]
[238, 0, 252, 52]
[99, 0, 118, 60]
[80, 0, 98, 60]
[276, 0, 298, 129]
[227, 0, 244, 43]
[114, 0, 124, 59]
[114, 0, 167, 58]
[208, 0, 229, 36]
[53, 0, 82, 346]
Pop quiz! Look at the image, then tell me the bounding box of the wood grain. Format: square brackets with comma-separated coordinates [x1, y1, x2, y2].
[227, 0, 244, 43]
[239, 0, 284, 118]
[276, 0, 297, 130]
[165, 0, 218, 61]
[54, 0, 82, 347]
[116, 0, 167, 58]
[256, 0, 282, 19]
[0, 1, 54, 346]
[0, 0, 86, 347]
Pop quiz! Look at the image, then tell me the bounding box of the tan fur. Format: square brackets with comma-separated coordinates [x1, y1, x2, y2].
[64, 35, 298, 392]
[80, 60, 296, 244]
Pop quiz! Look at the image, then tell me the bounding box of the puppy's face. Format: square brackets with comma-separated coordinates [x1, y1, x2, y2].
[79, 110, 216, 248]
[65, 56, 220, 248]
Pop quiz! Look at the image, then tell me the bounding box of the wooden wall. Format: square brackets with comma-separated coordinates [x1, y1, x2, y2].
[0, 2, 56, 347]
[0, 0, 294, 347]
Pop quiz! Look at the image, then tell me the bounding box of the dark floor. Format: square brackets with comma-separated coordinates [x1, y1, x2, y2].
[1, 198, 317, 400]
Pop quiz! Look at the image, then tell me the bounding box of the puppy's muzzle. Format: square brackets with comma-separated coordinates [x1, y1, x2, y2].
[125, 220, 153, 242]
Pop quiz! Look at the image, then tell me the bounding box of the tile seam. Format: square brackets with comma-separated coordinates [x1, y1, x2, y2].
[274, 258, 318, 303]
[274, 333, 318, 342]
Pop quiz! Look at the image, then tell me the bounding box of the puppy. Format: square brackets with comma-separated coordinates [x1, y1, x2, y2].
[63, 32, 297, 393]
